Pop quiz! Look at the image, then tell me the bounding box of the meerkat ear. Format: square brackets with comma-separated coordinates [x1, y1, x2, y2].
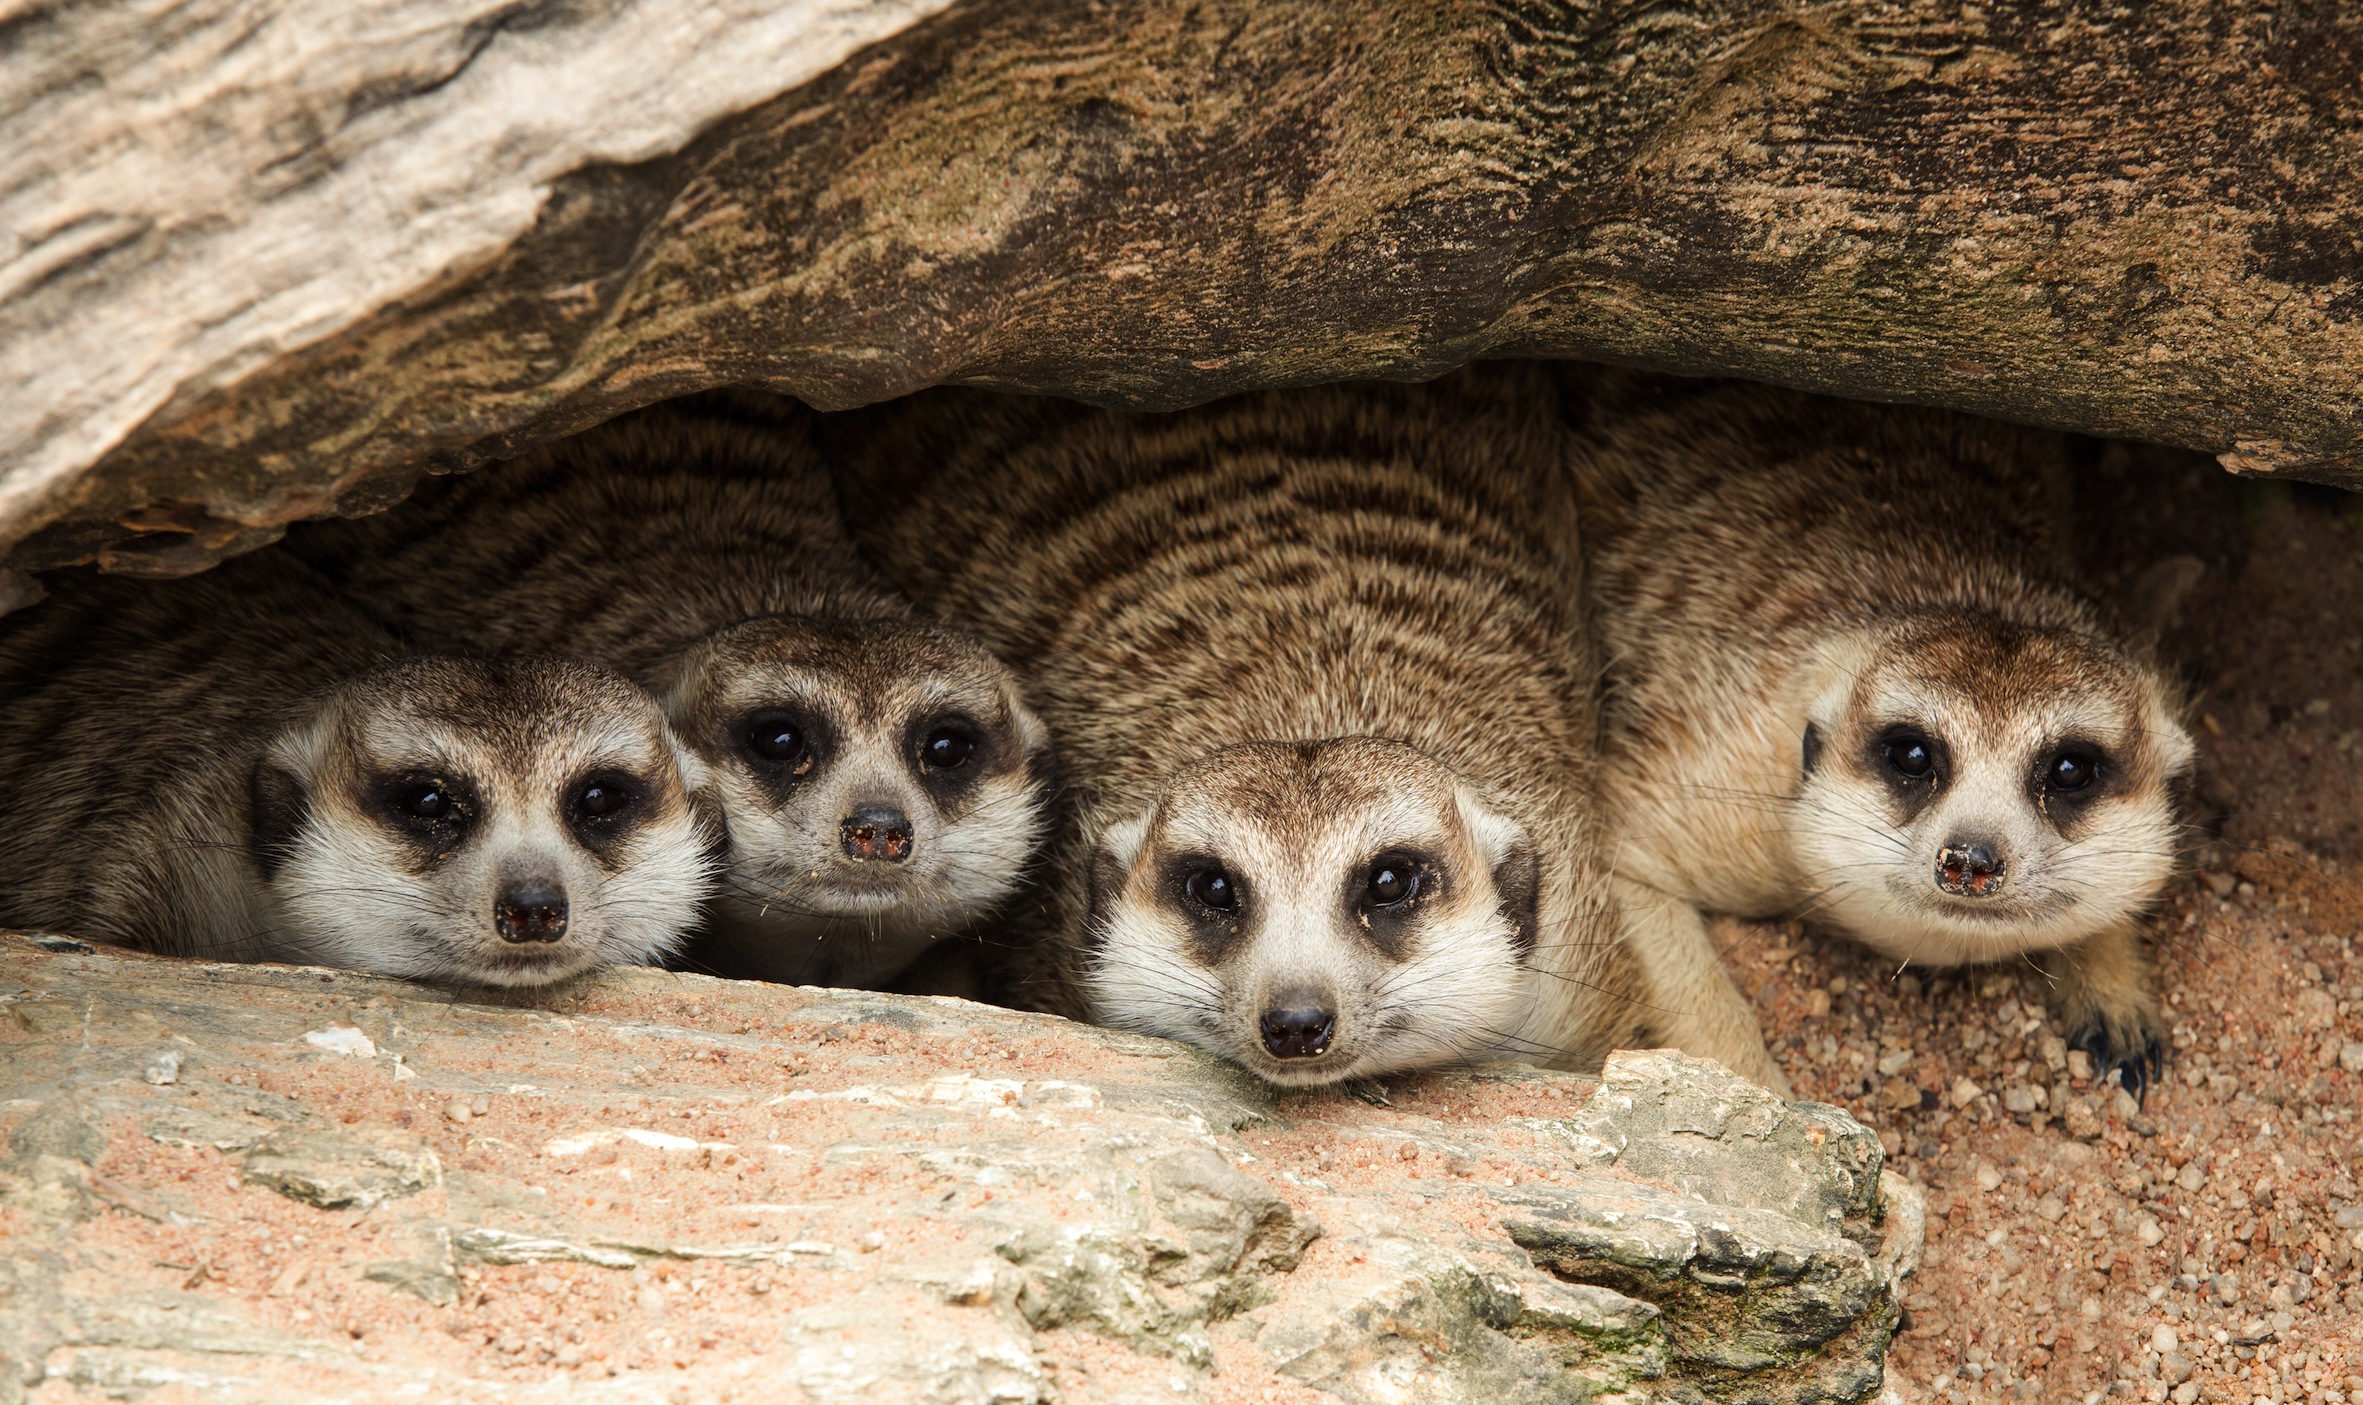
[1085, 812, 1153, 948]
[668, 742, 734, 869]
[1009, 696, 1059, 798]
[1008, 695, 1054, 769]
[1457, 789, 1539, 955]
[637, 644, 706, 725]
[248, 757, 310, 881]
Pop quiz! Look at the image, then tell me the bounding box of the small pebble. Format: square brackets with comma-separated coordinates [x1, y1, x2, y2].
[1950, 1077, 1985, 1109]
[444, 1099, 472, 1124]
[2340, 1042, 2363, 1074]
[1974, 1162, 2004, 1193]
[860, 1231, 886, 1253]
[2151, 1325, 2178, 1354]
[142, 1051, 181, 1086]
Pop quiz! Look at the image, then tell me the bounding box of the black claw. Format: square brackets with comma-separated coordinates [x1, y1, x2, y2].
[2069, 1023, 2167, 1107]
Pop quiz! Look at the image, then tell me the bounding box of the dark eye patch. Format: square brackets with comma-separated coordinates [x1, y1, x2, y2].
[2032, 738, 2117, 828]
[1863, 724, 1947, 822]
[906, 710, 1008, 809]
[373, 771, 477, 864]
[735, 707, 830, 790]
[568, 769, 647, 857]
[1161, 854, 1246, 963]
[1350, 851, 1441, 958]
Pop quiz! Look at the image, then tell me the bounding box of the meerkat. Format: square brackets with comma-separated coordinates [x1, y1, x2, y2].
[0, 553, 719, 985]
[1566, 371, 2196, 1099]
[824, 367, 1647, 1087]
[286, 394, 1051, 991]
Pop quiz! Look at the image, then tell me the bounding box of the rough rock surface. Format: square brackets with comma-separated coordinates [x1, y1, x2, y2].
[4, 0, 2359, 593]
[0, 933, 1920, 1403]
[0, 0, 953, 577]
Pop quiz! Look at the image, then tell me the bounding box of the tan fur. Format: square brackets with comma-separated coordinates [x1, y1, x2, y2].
[827, 367, 1646, 1084]
[1567, 371, 2195, 1096]
[287, 395, 1051, 989]
[0, 553, 717, 983]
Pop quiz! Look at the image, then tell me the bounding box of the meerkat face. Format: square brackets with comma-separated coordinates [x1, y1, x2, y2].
[248, 657, 719, 986]
[1790, 620, 2194, 965]
[1082, 738, 1539, 1088]
[652, 616, 1051, 950]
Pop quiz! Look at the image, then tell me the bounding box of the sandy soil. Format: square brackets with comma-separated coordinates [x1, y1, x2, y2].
[1724, 453, 2363, 1405]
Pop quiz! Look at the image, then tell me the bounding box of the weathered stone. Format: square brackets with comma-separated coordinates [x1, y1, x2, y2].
[239, 1125, 442, 1211]
[0, 932, 1918, 1403]
[1528, 1049, 1887, 1244]
[1255, 1207, 1673, 1404]
[60, 1291, 323, 1359]
[360, 1255, 460, 1309]
[3, 0, 2357, 592]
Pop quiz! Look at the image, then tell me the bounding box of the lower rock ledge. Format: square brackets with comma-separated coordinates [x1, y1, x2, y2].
[0, 933, 1921, 1403]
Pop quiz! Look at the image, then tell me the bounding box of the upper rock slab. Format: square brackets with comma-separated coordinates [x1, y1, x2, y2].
[2, 0, 2358, 600]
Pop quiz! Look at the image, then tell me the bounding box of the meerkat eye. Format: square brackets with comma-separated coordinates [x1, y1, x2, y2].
[1883, 734, 1937, 780]
[1185, 868, 1237, 914]
[919, 726, 976, 770]
[746, 715, 807, 764]
[397, 782, 456, 820]
[1365, 857, 1421, 907]
[2047, 751, 2100, 792]
[571, 773, 638, 822]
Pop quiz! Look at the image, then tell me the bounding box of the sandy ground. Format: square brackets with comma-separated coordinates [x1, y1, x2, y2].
[1724, 452, 2363, 1405]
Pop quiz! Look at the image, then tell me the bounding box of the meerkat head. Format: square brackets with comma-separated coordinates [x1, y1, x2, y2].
[1791, 615, 2194, 964]
[651, 616, 1051, 954]
[249, 656, 720, 986]
[1082, 738, 1539, 1088]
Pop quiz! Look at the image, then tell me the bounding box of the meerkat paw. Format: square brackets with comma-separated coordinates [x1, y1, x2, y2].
[2050, 924, 2166, 1105]
[2068, 1011, 2166, 1106]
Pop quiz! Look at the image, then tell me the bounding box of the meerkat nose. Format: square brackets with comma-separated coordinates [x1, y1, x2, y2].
[1935, 840, 2008, 898]
[1258, 1004, 1337, 1059]
[494, 884, 570, 943]
[840, 806, 914, 863]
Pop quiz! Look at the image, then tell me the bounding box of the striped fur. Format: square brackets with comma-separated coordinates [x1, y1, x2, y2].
[827, 365, 1645, 1080]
